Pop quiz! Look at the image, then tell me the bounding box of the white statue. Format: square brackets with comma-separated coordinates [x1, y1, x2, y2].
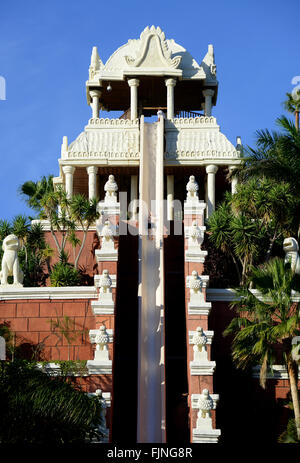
[198, 389, 214, 419]
[193, 327, 207, 353]
[0, 234, 24, 287]
[188, 270, 202, 295]
[186, 175, 199, 200]
[283, 237, 300, 274]
[104, 175, 118, 202]
[95, 325, 109, 352]
[99, 269, 112, 293]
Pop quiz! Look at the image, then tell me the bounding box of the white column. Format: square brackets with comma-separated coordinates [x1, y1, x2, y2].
[87, 166, 98, 199]
[130, 174, 138, 220]
[165, 78, 176, 119]
[128, 79, 140, 120]
[167, 175, 174, 221]
[90, 90, 102, 119]
[202, 89, 215, 117]
[206, 165, 218, 217]
[62, 166, 75, 199]
[229, 166, 238, 194]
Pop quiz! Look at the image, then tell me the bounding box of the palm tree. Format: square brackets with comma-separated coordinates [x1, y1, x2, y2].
[0, 359, 103, 443]
[284, 92, 300, 132]
[224, 258, 300, 439]
[235, 116, 300, 197]
[69, 195, 99, 269]
[19, 175, 54, 214]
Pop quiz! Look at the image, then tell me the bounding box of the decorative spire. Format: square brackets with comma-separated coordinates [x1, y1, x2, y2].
[89, 46, 103, 80]
[202, 44, 217, 78]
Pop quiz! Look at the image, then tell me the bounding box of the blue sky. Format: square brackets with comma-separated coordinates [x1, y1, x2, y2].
[0, 0, 299, 221]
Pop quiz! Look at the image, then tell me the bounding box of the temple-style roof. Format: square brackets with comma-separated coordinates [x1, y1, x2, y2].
[86, 26, 218, 111]
[88, 26, 217, 82]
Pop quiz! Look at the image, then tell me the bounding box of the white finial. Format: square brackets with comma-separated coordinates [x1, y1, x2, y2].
[189, 270, 202, 294]
[104, 175, 118, 203]
[95, 325, 109, 351]
[192, 327, 207, 353]
[61, 136, 68, 157]
[208, 44, 214, 57]
[186, 175, 199, 200]
[91, 46, 99, 67]
[101, 220, 114, 240]
[198, 389, 214, 419]
[99, 269, 112, 293]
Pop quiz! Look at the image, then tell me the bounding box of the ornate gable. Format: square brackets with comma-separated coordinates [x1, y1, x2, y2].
[124, 26, 182, 69]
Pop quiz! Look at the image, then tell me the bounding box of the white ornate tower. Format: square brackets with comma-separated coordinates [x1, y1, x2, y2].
[52, 25, 241, 443]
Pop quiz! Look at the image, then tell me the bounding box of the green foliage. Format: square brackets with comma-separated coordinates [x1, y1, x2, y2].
[40, 360, 88, 377]
[208, 177, 297, 284]
[225, 259, 300, 382]
[39, 187, 99, 269]
[0, 217, 53, 287]
[50, 262, 81, 287]
[0, 359, 103, 443]
[19, 175, 54, 215]
[225, 258, 300, 439]
[234, 115, 300, 202]
[278, 418, 300, 443]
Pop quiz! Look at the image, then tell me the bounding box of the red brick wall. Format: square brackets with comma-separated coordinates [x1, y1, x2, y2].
[0, 298, 96, 361]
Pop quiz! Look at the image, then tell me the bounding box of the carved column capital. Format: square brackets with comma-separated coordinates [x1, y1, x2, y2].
[128, 78, 140, 87]
[62, 165, 75, 175]
[165, 78, 177, 87]
[86, 165, 99, 175]
[205, 165, 218, 175]
[202, 89, 215, 98]
[89, 89, 102, 99]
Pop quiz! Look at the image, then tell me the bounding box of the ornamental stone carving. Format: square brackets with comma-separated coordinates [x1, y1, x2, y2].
[197, 389, 214, 419]
[100, 220, 115, 251]
[104, 175, 118, 203]
[0, 234, 24, 287]
[95, 325, 109, 353]
[193, 327, 207, 353]
[124, 26, 182, 69]
[192, 391, 221, 442]
[283, 237, 300, 274]
[190, 328, 216, 375]
[188, 270, 202, 295]
[189, 221, 204, 248]
[99, 270, 112, 294]
[186, 175, 199, 201]
[87, 326, 112, 374]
